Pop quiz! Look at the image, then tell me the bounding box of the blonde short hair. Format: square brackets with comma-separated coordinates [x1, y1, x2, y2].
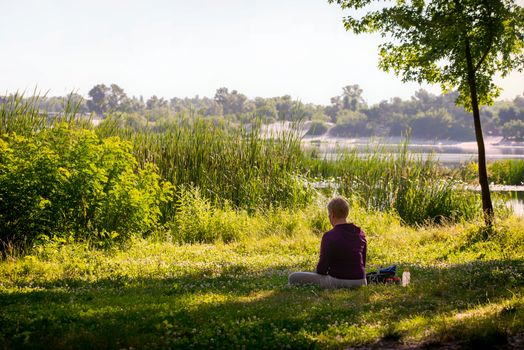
[327, 197, 349, 219]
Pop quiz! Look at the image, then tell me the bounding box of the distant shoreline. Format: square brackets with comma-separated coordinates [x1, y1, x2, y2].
[264, 122, 524, 150]
[302, 136, 524, 151]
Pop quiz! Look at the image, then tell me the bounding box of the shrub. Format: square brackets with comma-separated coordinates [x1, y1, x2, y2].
[488, 160, 524, 185]
[502, 120, 524, 141]
[305, 122, 328, 136]
[0, 124, 172, 250]
[329, 110, 372, 137]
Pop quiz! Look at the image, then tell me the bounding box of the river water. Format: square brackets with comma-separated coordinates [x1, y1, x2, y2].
[495, 190, 524, 217]
[508, 195, 524, 216]
[303, 136, 524, 164]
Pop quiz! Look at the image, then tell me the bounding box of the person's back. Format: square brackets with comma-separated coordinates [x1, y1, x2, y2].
[316, 223, 366, 280]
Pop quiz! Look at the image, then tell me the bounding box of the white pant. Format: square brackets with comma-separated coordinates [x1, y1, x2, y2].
[288, 272, 367, 289]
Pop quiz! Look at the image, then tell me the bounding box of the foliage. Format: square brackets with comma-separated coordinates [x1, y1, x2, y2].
[325, 84, 366, 120]
[303, 142, 480, 225]
[329, 110, 372, 137]
[488, 160, 524, 185]
[0, 97, 515, 250]
[170, 186, 252, 243]
[502, 119, 524, 141]
[1, 213, 523, 349]
[97, 116, 314, 212]
[328, 0, 524, 110]
[328, 0, 524, 226]
[4, 84, 523, 141]
[0, 124, 172, 250]
[0, 93, 93, 137]
[498, 105, 524, 125]
[410, 108, 454, 139]
[394, 179, 480, 225]
[87, 84, 139, 115]
[305, 121, 328, 136]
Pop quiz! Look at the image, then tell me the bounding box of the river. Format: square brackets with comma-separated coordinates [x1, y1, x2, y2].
[302, 136, 524, 164]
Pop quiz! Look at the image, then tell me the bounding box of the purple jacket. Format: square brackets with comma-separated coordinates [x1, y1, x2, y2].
[316, 223, 367, 280]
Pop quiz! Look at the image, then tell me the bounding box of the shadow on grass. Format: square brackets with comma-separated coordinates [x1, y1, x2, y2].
[1, 259, 523, 349]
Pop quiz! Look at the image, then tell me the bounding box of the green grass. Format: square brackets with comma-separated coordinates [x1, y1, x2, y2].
[1, 208, 523, 349]
[456, 160, 524, 186]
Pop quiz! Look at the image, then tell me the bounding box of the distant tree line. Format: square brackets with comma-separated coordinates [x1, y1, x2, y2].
[2, 83, 523, 141]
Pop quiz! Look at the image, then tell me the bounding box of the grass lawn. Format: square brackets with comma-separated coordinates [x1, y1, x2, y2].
[1, 215, 524, 349]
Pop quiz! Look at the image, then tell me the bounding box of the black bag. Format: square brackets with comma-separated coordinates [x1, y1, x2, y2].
[366, 265, 399, 284]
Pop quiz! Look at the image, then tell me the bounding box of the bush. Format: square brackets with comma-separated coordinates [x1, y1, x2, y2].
[0, 124, 172, 250]
[305, 122, 328, 136]
[329, 110, 372, 137]
[502, 120, 524, 141]
[488, 160, 524, 185]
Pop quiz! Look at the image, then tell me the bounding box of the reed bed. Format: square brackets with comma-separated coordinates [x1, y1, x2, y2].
[0, 92, 91, 135]
[95, 115, 313, 213]
[303, 142, 481, 225]
[488, 159, 524, 186]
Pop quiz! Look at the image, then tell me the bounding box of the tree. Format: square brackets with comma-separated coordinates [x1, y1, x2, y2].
[214, 87, 250, 115]
[332, 109, 371, 136]
[275, 95, 294, 120]
[514, 94, 524, 108]
[254, 97, 278, 122]
[328, 0, 524, 227]
[502, 119, 524, 140]
[87, 84, 109, 115]
[341, 84, 365, 111]
[498, 106, 519, 124]
[325, 85, 366, 121]
[106, 84, 130, 112]
[65, 93, 88, 114]
[411, 108, 454, 139]
[146, 95, 168, 110]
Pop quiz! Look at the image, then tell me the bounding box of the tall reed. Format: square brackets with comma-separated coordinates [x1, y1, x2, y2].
[0, 93, 91, 135]
[96, 115, 313, 213]
[303, 140, 481, 225]
[488, 160, 524, 185]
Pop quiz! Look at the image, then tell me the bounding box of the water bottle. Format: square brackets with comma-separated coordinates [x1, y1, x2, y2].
[402, 269, 410, 287]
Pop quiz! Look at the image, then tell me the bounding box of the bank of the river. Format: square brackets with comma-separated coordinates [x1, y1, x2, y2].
[466, 186, 524, 217]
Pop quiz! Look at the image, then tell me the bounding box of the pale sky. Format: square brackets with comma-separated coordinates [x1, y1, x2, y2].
[1, 0, 523, 105]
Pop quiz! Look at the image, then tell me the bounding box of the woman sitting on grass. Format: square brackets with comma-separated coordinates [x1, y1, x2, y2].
[289, 197, 367, 288]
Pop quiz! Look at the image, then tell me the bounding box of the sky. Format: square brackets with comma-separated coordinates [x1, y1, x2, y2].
[1, 0, 523, 105]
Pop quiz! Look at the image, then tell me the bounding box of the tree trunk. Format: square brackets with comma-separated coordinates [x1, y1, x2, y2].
[464, 36, 494, 228]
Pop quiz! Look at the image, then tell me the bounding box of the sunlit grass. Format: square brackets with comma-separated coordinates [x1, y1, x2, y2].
[1, 212, 523, 349]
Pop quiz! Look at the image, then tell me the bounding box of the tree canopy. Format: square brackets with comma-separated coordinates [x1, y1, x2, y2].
[329, 0, 524, 109]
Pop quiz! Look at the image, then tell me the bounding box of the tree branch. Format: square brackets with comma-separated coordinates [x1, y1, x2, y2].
[474, 41, 493, 73]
